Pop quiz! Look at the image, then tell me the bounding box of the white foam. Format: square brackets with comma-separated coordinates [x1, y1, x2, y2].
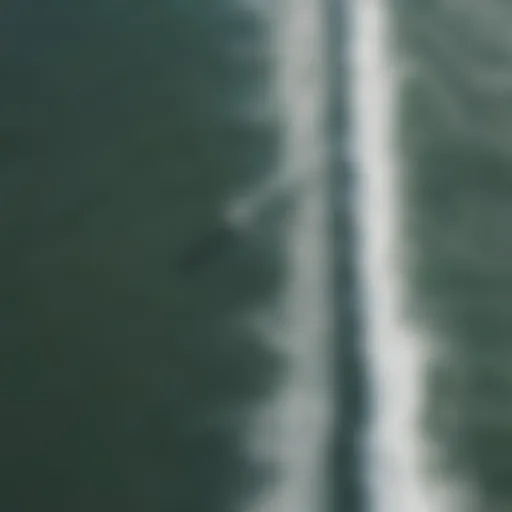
[241, 1, 333, 511]
[350, 2, 471, 512]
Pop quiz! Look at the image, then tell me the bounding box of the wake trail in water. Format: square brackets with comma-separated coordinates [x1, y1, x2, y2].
[350, 2, 457, 511]
[242, 1, 333, 511]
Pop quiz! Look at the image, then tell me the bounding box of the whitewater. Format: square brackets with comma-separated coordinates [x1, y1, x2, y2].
[237, 0, 333, 512]
[352, 2, 475, 512]
[234, 0, 475, 511]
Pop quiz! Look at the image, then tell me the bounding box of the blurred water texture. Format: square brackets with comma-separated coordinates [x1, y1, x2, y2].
[3, 1, 512, 511]
[0, 1, 287, 510]
[397, 2, 512, 511]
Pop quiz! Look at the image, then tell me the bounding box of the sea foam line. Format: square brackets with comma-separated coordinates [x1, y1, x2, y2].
[349, 1, 455, 511]
[242, 0, 333, 511]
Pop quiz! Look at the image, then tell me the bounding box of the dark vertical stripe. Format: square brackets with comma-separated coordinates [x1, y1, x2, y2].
[325, 1, 370, 511]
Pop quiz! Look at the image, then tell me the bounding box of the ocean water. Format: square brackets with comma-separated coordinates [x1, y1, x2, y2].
[396, 2, 512, 511]
[2, 1, 512, 511]
[1, 2, 286, 510]
[346, 1, 512, 510]
[353, 2, 471, 511]
[242, 1, 333, 512]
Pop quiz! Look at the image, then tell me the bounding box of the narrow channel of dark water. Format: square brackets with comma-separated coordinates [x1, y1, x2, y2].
[325, 1, 369, 511]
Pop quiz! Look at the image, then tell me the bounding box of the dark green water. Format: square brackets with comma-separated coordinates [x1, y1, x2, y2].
[397, 3, 512, 510]
[1, 2, 286, 510]
[9, 1, 512, 511]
